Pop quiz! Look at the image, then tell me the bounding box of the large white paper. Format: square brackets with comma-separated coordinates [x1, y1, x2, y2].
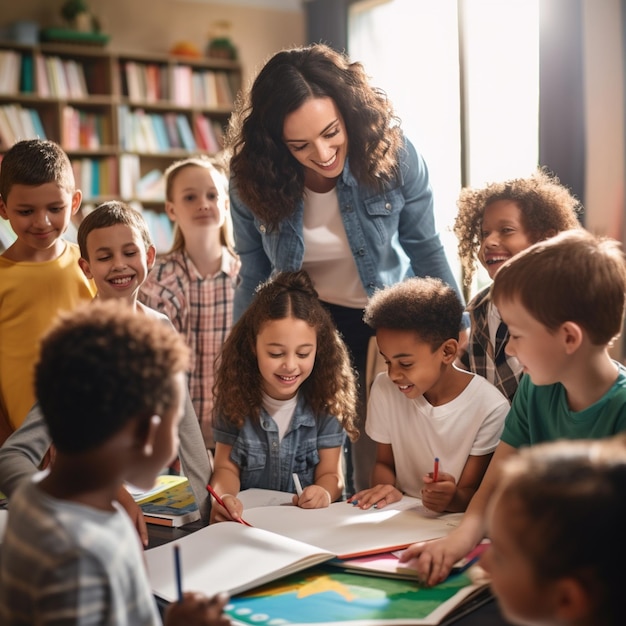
[243, 496, 462, 559]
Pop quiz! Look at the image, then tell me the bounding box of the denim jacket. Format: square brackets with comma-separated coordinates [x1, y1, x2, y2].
[213, 393, 346, 492]
[230, 137, 463, 320]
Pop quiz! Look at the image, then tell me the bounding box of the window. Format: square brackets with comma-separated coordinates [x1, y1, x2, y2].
[349, 0, 539, 295]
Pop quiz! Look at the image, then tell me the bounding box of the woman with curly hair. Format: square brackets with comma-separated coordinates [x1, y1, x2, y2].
[209, 270, 358, 523]
[454, 169, 582, 402]
[226, 43, 462, 493]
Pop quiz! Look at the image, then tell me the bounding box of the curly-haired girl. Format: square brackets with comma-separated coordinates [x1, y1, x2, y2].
[454, 169, 582, 401]
[209, 270, 358, 523]
[226, 43, 463, 493]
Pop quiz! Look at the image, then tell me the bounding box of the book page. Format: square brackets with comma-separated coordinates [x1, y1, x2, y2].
[145, 522, 334, 602]
[243, 497, 463, 559]
[224, 565, 491, 626]
[238, 488, 295, 509]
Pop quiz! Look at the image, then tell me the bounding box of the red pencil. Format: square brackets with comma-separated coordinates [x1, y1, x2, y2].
[206, 484, 253, 527]
[433, 457, 440, 482]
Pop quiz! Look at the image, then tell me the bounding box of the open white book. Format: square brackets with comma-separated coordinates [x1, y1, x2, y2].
[241, 495, 462, 559]
[145, 495, 462, 602]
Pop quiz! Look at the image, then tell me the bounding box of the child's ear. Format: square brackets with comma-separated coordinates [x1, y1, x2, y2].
[146, 244, 157, 271]
[135, 415, 162, 457]
[164, 201, 176, 221]
[440, 339, 458, 363]
[552, 576, 594, 622]
[78, 256, 93, 279]
[560, 321, 583, 354]
[70, 190, 82, 216]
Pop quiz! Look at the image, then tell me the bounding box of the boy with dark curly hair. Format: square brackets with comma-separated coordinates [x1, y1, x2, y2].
[348, 277, 509, 513]
[0, 301, 231, 625]
[454, 169, 582, 401]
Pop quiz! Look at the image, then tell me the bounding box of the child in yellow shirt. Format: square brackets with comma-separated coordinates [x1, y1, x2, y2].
[0, 139, 96, 439]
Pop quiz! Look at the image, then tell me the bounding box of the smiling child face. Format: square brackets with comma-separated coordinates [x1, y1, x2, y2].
[78, 223, 155, 303]
[478, 200, 535, 279]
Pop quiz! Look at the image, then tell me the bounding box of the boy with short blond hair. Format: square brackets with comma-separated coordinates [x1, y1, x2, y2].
[400, 229, 626, 585]
[0, 139, 95, 437]
[0, 201, 213, 542]
[0, 301, 230, 625]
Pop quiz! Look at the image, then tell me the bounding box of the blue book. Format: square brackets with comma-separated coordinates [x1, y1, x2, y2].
[150, 114, 170, 152]
[29, 109, 46, 139]
[175, 114, 196, 151]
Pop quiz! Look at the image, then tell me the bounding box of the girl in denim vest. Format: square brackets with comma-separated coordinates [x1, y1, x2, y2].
[209, 270, 358, 524]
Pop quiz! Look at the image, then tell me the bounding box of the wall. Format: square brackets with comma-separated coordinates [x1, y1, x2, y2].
[0, 0, 306, 85]
[582, 0, 624, 239]
[581, 0, 625, 359]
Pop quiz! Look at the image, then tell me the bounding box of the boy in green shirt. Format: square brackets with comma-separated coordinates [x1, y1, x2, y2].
[400, 229, 626, 585]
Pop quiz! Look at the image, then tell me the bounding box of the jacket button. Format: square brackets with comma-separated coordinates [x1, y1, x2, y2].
[260, 225, 266, 233]
[385, 202, 391, 211]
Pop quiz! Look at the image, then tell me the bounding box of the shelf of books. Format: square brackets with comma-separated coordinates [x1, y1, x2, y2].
[0, 41, 241, 250]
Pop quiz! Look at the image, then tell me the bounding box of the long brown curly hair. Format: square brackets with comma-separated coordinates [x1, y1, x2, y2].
[226, 43, 403, 229]
[213, 270, 359, 440]
[454, 168, 582, 288]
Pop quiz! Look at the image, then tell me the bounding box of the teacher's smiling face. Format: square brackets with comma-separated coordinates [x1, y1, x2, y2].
[283, 96, 348, 191]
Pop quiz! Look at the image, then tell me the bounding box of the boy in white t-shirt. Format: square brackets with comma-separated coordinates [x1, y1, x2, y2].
[348, 277, 508, 513]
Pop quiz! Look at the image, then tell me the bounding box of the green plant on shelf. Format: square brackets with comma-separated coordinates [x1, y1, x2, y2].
[60, 0, 101, 33]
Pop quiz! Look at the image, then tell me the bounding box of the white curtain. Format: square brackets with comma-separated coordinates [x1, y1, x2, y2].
[348, 0, 539, 295]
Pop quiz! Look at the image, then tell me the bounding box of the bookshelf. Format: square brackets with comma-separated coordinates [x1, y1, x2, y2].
[0, 41, 241, 249]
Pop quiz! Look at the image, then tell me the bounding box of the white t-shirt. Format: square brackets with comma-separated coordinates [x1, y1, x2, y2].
[366, 372, 509, 497]
[262, 392, 298, 441]
[301, 186, 368, 307]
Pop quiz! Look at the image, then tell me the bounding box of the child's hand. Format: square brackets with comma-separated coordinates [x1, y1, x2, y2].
[421, 471, 456, 513]
[209, 494, 244, 524]
[117, 486, 149, 547]
[292, 485, 331, 509]
[347, 484, 403, 510]
[164, 590, 231, 626]
[399, 531, 472, 587]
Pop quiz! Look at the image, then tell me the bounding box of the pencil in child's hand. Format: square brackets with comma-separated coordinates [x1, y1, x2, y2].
[174, 544, 183, 603]
[433, 457, 440, 482]
[292, 472, 303, 496]
[206, 484, 253, 526]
